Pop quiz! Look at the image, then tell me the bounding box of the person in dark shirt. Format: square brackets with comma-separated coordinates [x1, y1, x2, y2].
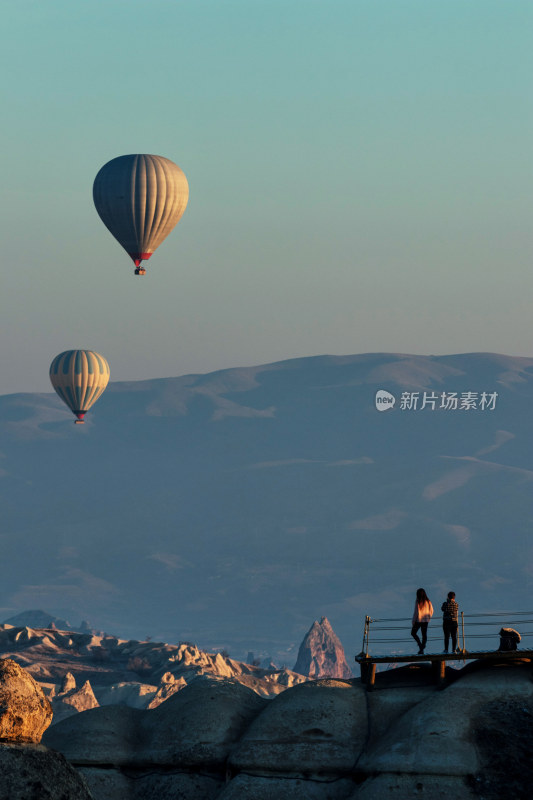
[441, 591, 459, 653]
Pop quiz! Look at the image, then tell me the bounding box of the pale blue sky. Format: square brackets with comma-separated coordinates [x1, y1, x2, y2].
[2, 0, 532, 392]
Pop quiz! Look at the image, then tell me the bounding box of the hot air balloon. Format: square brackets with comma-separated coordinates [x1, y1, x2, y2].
[49, 350, 110, 424]
[93, 154, 189, 275]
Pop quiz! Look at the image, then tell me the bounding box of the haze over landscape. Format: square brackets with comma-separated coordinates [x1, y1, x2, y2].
[2, 352, 533, 663]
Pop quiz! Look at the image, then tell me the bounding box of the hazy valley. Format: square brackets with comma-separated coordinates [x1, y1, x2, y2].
[1, 352, 533, 662]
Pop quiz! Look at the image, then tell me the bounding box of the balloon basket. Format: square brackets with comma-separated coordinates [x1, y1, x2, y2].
[74, 420, 85, 425]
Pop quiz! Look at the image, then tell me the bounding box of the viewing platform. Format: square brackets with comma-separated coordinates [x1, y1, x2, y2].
[355, 610, 533, 689]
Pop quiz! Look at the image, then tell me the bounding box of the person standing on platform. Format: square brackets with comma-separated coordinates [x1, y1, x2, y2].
[411, 588, 434, 655]
[441, 591, 459, 653]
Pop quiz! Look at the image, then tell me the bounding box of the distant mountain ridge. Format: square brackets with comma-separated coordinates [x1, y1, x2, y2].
[1, 352, 533, 662]
[3, 610, 99, 635]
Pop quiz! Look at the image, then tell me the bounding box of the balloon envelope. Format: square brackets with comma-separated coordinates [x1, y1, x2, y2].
[49, 350, 110, 423]
[93, 154, 189, 274]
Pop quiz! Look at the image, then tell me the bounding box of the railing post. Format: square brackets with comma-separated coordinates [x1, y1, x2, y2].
[461, 611, 466, 652]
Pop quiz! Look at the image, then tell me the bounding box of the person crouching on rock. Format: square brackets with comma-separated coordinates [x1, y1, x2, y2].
[441, 591, 459, 654]
[411, 588, 433, 655]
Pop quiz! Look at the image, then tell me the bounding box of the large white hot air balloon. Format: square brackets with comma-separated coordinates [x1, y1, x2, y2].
[93, 154, 189, 275]
[49, 350, 110, 424]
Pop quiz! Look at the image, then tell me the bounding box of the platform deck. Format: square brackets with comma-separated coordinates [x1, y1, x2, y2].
[355, 649, 533, 688]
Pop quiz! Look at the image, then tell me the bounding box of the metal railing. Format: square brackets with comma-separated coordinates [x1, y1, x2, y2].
[360, 610, 533, 657]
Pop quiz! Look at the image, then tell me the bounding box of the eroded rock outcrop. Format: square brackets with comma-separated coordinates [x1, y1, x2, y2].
[44, 704, 145, 767]
[81, 769, 222, 800]
[0, 658, 53, 742]
[0, 623, 308, 715]
[147, 671, 186, 707]
[353, 775, 475, 800]
[293, 617, 352, 679]
[60, 672, 76, 693]
[144, 676, 268, 768]
[0, 659, 93, 799]
[0, 744, 94, 800]
[44, 676, 267, 799]
[53, 678, 99, 724]
[358, 663, 533, 778]
[229, 678, 367, 778]
[219, 774, 357, 799]
[41, 659, 533, 800]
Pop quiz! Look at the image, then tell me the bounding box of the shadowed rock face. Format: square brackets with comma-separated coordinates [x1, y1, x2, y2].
[353, 775, 475, 800]
[41, 661, 533, 800]
[79, 768, 222, 800]
[470, 695, 533, 800]
[45, 676, 268, 770]
[218, 774, 357, 799]
[44, 704, 145, 767]
[0, 658, 52, 743]
[293, 618, 352, 679]
[0, 744, 93, 800]
[229, 678, 367, 778]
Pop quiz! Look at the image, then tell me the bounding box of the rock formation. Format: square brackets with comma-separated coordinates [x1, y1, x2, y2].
[53, 677, 99, 724]
[228, 678, 366, 777]
[0, 746, 93, 800]
[45, 674, 366, 799]
[60, 672, 77, 693]
[293, 617, 352, 679]
[42, 659, 533, 799]
[0, 658, 53, 742]
[0, 657, 92, 799]
[0, 623, 308, 722]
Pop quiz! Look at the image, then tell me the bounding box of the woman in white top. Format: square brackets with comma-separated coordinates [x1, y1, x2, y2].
[411, 588, 434, 654]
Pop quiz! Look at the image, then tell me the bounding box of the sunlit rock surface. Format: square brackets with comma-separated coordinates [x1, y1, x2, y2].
[0, 623, 307, 722]
[0, 658, 52, 743]
[293, 617, 353, 679]
[0, 660, 92, 799]
[53, 678, 99, 723]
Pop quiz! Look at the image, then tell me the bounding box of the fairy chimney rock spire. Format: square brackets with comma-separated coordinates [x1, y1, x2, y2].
[293, 617, 352, 679]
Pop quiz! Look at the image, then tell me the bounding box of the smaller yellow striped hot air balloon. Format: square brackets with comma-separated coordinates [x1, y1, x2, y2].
[93, 154, 189, 275]
[49, 350, 110, 424]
